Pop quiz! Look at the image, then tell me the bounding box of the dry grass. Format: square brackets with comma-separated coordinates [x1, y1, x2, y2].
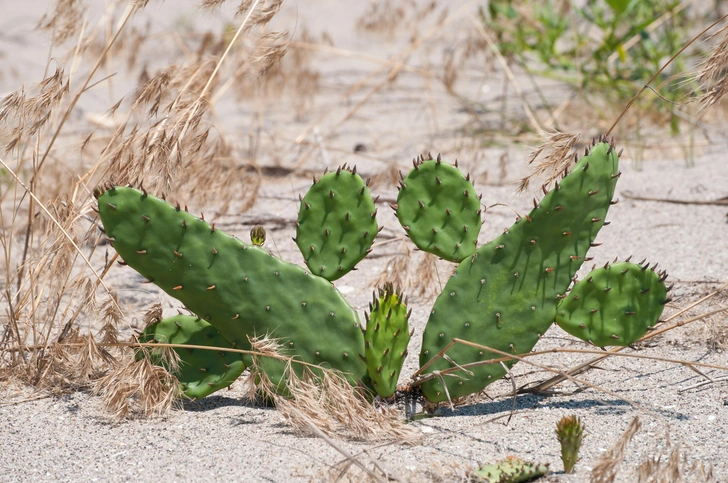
[0, 0, 287, 412]
[249, 336, 420, 444]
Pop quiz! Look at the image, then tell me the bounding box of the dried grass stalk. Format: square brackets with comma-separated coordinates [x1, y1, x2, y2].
[590, 416, 641, 483]
[249, 336, 421, 444]
[92, 346, 181, 419]
[370, 241, 411, 291]
[693, 24, 728, 115]
[518, 132, 579, 193]
[637, 442, 715, 483]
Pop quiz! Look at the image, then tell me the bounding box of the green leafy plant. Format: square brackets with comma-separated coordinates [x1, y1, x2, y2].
[481, 0, 704, 142]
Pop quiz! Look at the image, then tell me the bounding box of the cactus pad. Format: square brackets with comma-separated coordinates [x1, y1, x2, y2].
[395, 154, 481, 262]
[419, 140, 620, 402]
[295, 166, 378, 281]
[472, 456, 550, 482]
[556, 414, 585, 474]
[96, 185, 368, 394]
[555, 261, 669, 347]
[364, 283, 412, 397]
[137, 315, 245, 399]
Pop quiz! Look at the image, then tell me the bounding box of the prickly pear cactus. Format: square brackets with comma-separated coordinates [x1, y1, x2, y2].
[472, 456, 550, 483]
[137, 315, 245, 399]
[363, 283, 412, 398]
[555, 261, 669, 347]
[295, 166, 379, 281]
[555, 415, 585, 474]
[419, 139, 620, 402]
[395, 153, 481, 262]
[95, 185, 368, 394]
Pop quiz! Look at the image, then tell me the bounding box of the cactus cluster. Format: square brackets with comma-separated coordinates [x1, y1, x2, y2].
[95, 135, 670, 404]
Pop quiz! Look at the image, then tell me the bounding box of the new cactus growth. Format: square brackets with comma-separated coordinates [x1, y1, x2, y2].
[364, 283, 412, 398]
[395, 154, 481, 262]
[472, 456, 550, 482]
[250, 225, 266, 246]
[555, 261, 669, 347]
[95, 184, 369, 395]
[137, 315, 245, 399]
[295, 166, 379, 281]
[555, 415, 585, 474]
[417, 140, 620, 402]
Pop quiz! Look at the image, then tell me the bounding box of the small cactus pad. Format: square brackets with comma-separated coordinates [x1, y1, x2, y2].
[420, 140, 620, 402]
[296, 166, 378, 281]
[137, 315, 245, 399]
[556, 415, 585, 474]
[555, 261, 668, 347]
[96, 186, 368, 394]
[364, 283, 412, 398]
[395, 154, 481, 262]
[472, 456, 550, 482]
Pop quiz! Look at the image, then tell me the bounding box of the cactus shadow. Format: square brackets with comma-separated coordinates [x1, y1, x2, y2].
[437, 394, 633, 418]
[182, 394, 270, 412]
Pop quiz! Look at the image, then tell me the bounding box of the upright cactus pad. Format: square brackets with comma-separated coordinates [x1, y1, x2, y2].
[555, 261, 669, 347]
[472, 456, 550, 483]
[419, 140, 620, 402]
[96, 185, 368, 394]
[295, 166, 379, 281]
[363, 283, 412, 398]
[556, 415, 585, 474]
[395, 154, 481, 262]
[137, 315, 245, 399]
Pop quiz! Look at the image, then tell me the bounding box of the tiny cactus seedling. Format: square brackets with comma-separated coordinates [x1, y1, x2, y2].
[472, 456, 550, 482]
[137, 315, 245, 399]
[556, 415, 585, 474]
[295, 166, 379, 281]
[395, 153, 481, 262]
[250, 225, 266, 246]
[363, 283, 412, 398]
[555, 261, 669, 347]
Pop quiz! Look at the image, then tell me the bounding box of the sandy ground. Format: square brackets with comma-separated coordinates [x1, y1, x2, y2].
[1, 1, 727, 482]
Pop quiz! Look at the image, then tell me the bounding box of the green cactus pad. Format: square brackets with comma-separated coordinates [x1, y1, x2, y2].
[395, 154, 481, 262]
[555, 261, 668, 347]
[295, 166, 379, 281]
[364, 283, 412, 398]
[96, 186, 368, 394]
[556, 415, 585, 474]
[136, 315, 245, 399]
[472, 456, 550, 482]
[419, 140, 620, 402]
